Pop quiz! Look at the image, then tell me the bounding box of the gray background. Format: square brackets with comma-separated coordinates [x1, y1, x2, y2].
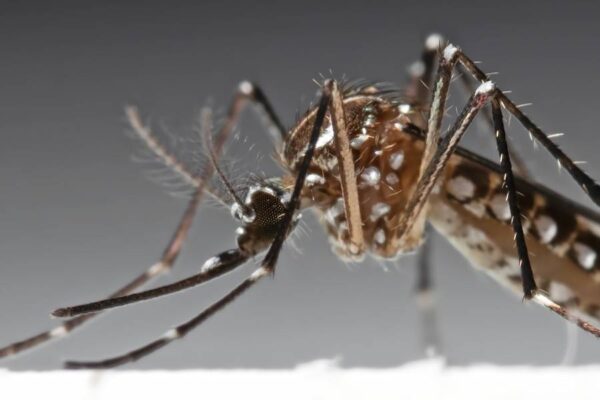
[2, 1, 600, 370]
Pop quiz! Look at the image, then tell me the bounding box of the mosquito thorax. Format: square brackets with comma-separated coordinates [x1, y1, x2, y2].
[284, 94, 426, 260]
[233, 179, 295, 255]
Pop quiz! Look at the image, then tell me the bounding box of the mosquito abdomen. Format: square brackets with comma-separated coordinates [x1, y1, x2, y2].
[430, 152, 600, 320]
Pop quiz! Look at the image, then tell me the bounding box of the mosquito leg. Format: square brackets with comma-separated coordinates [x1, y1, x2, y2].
[402, 42, 600, 338]
[395, 50, 494, 247]
[534, 293, 600, 338]
[328, 80, 365, 255]
[404, 35, 447, 353]
[405, 42, 548, 300]
[64, 84, 332, 368]
[490, 100, 537, 297]
[64, 264, 268, 369]
[397, 86, 496, 240]
[242, 81, 287, 141]
[456, 65, 531, 178]
[414, 224, 442, 358]
[407, 37, 530, 178]
[490, 100, 600, 337]
[397, 78, 497, 355]
[405, 33, 444, 112]
[456, 52, 600, 206]
[52, 249, 249, 317]
[262, 83, 331, 273]
[0, 81, 284, 360]
[393, 41, 462, 251]
[400, 58, 600, 339]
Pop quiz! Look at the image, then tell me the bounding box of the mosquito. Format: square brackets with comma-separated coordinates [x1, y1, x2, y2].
[2, 34, 600, 369]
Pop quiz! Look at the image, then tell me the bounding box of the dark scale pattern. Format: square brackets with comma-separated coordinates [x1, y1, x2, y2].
[532, 202, 577, 247]
[435, 148, 600, 321]
[440, 153, 596, 270]
[447, 162, 490, 204]
[568, 231, 600, 271]
[516, 188, 536, 219]
[435, 146, 600, 318]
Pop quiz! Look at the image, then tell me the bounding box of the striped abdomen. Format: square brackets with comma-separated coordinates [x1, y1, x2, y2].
[430, 149, 600, 320]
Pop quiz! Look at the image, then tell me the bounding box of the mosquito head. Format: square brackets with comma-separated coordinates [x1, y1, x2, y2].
[232, 178, 296, 256]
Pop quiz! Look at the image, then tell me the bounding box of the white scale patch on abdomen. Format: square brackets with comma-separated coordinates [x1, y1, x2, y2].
[428, 198, 525, 292]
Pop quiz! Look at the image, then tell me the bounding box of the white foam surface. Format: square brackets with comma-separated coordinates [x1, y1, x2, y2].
[2, 358, 600, 400]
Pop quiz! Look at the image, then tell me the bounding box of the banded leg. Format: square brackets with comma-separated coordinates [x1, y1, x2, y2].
[65, 264, 268, 369]
[414, 224, 442, 357]
[0, 81, 284, 360]
[63, 83, 332, 368]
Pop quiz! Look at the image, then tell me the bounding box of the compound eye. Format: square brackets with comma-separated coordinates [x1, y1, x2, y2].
[234, 187, 289, 255]
[247, 190, 287, 229]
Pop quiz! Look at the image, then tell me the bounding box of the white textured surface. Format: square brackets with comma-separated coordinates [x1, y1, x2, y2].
[2, 359, 600, 400]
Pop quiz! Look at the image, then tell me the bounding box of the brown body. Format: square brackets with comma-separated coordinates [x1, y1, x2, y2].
[283, 91, 600, 321]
